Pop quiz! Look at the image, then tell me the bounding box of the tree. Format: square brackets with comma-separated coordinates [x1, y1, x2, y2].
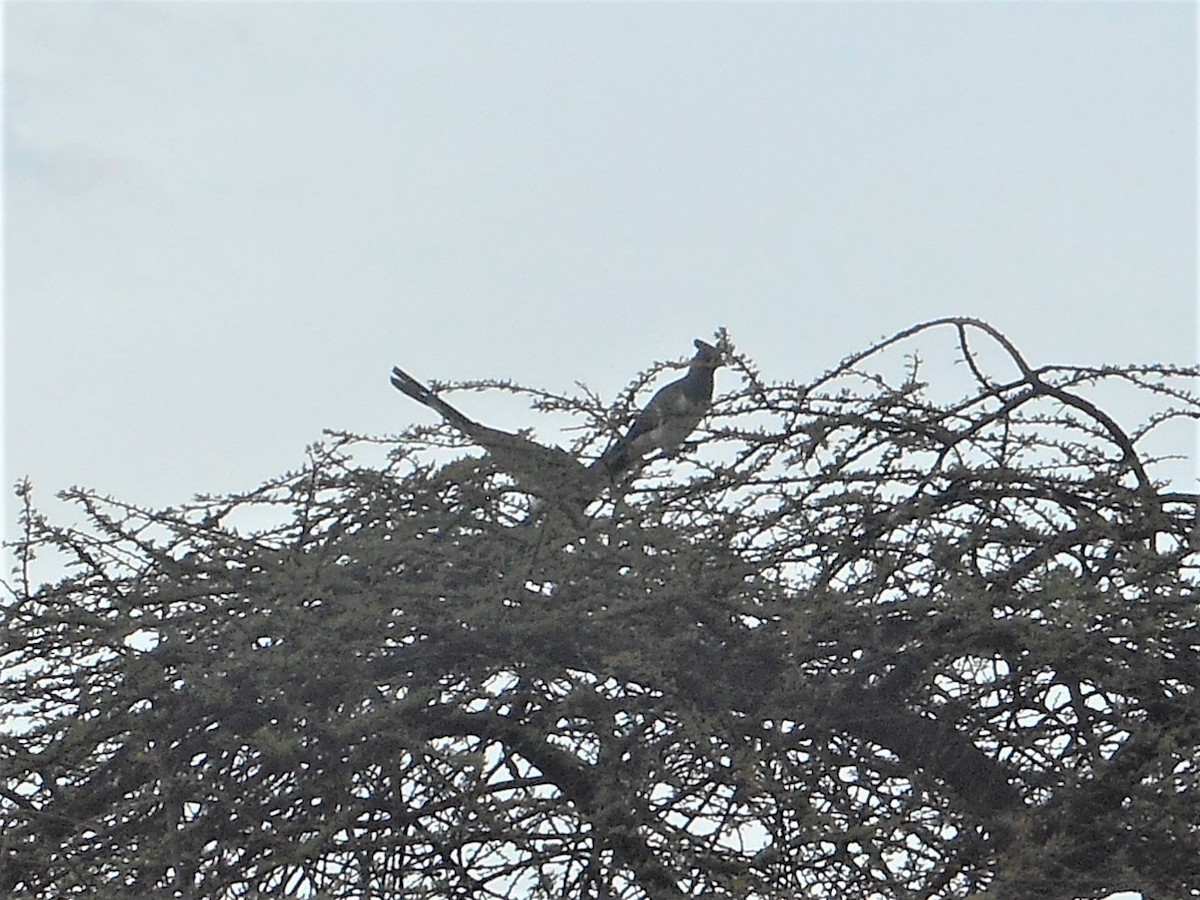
[2, 318, 1197, 899]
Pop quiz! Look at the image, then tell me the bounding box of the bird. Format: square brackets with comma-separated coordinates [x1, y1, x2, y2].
[596, 338, 723, 480]
[389, 366, 602, 510]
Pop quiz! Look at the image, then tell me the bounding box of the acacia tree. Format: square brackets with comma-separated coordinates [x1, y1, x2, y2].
[2, 319, 1197, 899]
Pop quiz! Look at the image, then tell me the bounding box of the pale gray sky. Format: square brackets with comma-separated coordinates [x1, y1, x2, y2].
[4, 2, 1196, 537]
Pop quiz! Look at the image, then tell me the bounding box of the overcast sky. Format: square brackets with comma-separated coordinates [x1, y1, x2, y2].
[4, 2, 1196, 542]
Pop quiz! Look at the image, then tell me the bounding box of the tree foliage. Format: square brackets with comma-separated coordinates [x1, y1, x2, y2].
[3, 318, 1198, 899]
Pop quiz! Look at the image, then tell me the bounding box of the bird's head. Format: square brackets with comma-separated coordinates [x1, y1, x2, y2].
[692, 338, 724, 370]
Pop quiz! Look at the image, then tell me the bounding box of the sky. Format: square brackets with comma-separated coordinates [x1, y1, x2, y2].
[3, 2, 1197, 540]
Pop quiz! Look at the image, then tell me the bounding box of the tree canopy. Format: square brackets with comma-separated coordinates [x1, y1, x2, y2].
[3, 318, 1198, 899]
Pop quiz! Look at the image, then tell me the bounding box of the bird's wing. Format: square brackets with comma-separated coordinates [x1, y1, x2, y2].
[623, 380, 683, 441]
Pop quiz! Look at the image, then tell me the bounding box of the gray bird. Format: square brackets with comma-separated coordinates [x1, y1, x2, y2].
[390, 366, 602, 510]
[596, 338, 723, 480]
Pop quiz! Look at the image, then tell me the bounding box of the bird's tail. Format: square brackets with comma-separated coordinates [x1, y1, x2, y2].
[596, 440, 630, 480]
[390, 366, 477, 432]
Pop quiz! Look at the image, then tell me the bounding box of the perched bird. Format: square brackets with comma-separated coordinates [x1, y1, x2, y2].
[596, 338, 723, 480]
[389, 366, 601, 509]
